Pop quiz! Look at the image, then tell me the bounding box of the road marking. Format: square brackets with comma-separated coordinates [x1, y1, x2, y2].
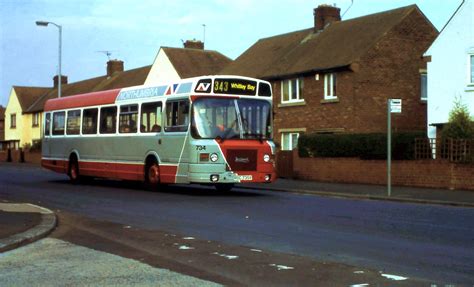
[269, 264, 294, 270]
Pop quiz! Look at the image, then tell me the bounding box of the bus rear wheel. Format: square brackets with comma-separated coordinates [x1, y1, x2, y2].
[215, 183, 234, 192]
[68, 158, 81, 184]
[145, 160, 161, 190]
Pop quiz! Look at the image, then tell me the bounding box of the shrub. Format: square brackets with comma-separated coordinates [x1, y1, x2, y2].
[298, 131, 425, 160]
[441, 98, 474, 140]
[30, 140, 42, 152]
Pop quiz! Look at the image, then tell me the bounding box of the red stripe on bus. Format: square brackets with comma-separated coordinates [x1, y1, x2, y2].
[42, 158, 179, 184]
[41, 159, 68, 174]
[44, 89, 121, 111]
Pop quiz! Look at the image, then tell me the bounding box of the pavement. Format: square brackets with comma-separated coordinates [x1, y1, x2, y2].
[0, 202, 56, 253]
[239, 178, 474, 208]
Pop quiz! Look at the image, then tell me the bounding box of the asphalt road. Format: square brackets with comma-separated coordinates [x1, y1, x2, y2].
[1, 163, 473, 285]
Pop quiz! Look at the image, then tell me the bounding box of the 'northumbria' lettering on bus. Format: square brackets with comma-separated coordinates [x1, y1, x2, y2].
[117, 86, 167, 101]
[230, 83, 256, 91]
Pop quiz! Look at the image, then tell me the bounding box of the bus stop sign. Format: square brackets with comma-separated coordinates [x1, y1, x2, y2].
[390, 99, 402, 113]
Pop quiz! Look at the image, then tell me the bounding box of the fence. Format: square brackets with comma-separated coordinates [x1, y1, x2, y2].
[415, 138, 474, 163]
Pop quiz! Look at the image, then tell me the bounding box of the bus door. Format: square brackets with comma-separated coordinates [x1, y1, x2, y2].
[160, 99, 191, 183]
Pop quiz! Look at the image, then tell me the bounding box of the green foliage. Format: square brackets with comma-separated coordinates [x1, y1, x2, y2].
[298, 132, 425, 160]
[442, 99, 474, 139]
[30, 140, 42, 152]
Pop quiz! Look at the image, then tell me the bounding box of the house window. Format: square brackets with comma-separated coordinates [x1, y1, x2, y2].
[32, 113, 40, 127]
[420, 73, 427, 101]
[281, 132, 299, 151]
[324, 73, 337, 99]
[10, 114, 16, 129]
[281, 78, 303, 103]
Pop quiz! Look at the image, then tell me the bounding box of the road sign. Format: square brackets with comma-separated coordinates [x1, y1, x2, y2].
[390, 99, 402, 113]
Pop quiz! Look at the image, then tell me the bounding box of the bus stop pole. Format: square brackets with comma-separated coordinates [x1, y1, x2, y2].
[387, 99, 391, 197]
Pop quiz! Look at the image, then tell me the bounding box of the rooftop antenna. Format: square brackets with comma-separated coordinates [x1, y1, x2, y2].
[97, 50, 113, 60]
[342, 0, 354, 18]
[202, 24, 206, 44]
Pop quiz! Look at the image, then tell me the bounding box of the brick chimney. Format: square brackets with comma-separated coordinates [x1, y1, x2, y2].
[53, 75, 68, 88]
[183, 39, 204, 50]
[107, 59, 124, 77]
[314, 4, 341, 32]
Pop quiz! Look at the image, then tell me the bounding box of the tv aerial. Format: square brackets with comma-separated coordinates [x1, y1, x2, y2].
[96, 50, 113, 60]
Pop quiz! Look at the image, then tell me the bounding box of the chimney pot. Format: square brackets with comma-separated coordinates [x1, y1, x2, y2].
[314, 4, 341, 32]
[107, 60, 124, 77]
[53, 75, 68, 88]
[183, 40, 204, 50]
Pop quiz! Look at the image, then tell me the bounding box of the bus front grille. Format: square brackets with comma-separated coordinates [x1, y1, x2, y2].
[226, 149, 257, 171]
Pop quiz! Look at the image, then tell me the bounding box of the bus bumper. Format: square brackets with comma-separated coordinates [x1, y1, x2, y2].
[188, 164, 276, 184]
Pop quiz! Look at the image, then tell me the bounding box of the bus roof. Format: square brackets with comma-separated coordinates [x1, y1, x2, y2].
[44, 75, 271, 111]
[44, 89, 121, 112]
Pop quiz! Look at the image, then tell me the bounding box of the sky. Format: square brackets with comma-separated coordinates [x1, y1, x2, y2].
[0, 0, 463, 107]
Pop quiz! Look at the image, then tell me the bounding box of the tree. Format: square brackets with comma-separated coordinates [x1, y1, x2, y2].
[441, 98, 474, 139]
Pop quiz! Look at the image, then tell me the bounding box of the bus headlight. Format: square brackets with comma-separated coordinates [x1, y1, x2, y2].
[263, 154, 271, 162]
[210, 153, 219, 162]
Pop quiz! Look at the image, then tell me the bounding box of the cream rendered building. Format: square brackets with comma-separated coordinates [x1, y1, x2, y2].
[4, 86, 50, 148]
[145, 40, 232, 85]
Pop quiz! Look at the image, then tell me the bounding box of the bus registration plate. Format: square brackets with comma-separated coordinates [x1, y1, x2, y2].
[239, 175, 253, 181]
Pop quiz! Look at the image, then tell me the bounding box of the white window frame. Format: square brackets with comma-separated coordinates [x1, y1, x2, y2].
[281, 132, 299, 151]
[420, 72, 427, 101]
[32, 112, 40, 127]
[468, 53, 474, 86]
[324, 73, 337, 100]
[281, 78, 303, 104]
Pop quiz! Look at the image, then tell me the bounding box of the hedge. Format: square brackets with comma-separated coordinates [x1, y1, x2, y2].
[298, 131, 426, 160]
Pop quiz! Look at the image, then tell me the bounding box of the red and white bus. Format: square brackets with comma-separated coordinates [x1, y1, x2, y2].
[42, 75, 276, 191]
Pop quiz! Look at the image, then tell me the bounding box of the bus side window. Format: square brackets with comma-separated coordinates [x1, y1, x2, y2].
[52, 111, 66, 136]
[82, 108, 98, 135]
[165, 100, 189, 132]
[140, 102, 162, 133]
[44, 113, 51, 137]
[66, 110, 81, 135]
[100, 106, 117, 134]
[119, 104, 138, 134]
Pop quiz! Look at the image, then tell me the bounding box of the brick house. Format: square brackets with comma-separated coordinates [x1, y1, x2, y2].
[221, 5, 438, 150]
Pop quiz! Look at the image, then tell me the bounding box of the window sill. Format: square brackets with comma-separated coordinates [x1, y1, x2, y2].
[278, 101, 306, 108]
[320, 98, 339, 104]
[465, 85, 474, 92]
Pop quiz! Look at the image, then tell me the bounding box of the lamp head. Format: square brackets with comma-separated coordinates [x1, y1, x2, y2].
[36, 21, 49, 26]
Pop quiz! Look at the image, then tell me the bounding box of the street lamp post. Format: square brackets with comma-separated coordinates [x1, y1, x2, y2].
[36, 21, 62, 98]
